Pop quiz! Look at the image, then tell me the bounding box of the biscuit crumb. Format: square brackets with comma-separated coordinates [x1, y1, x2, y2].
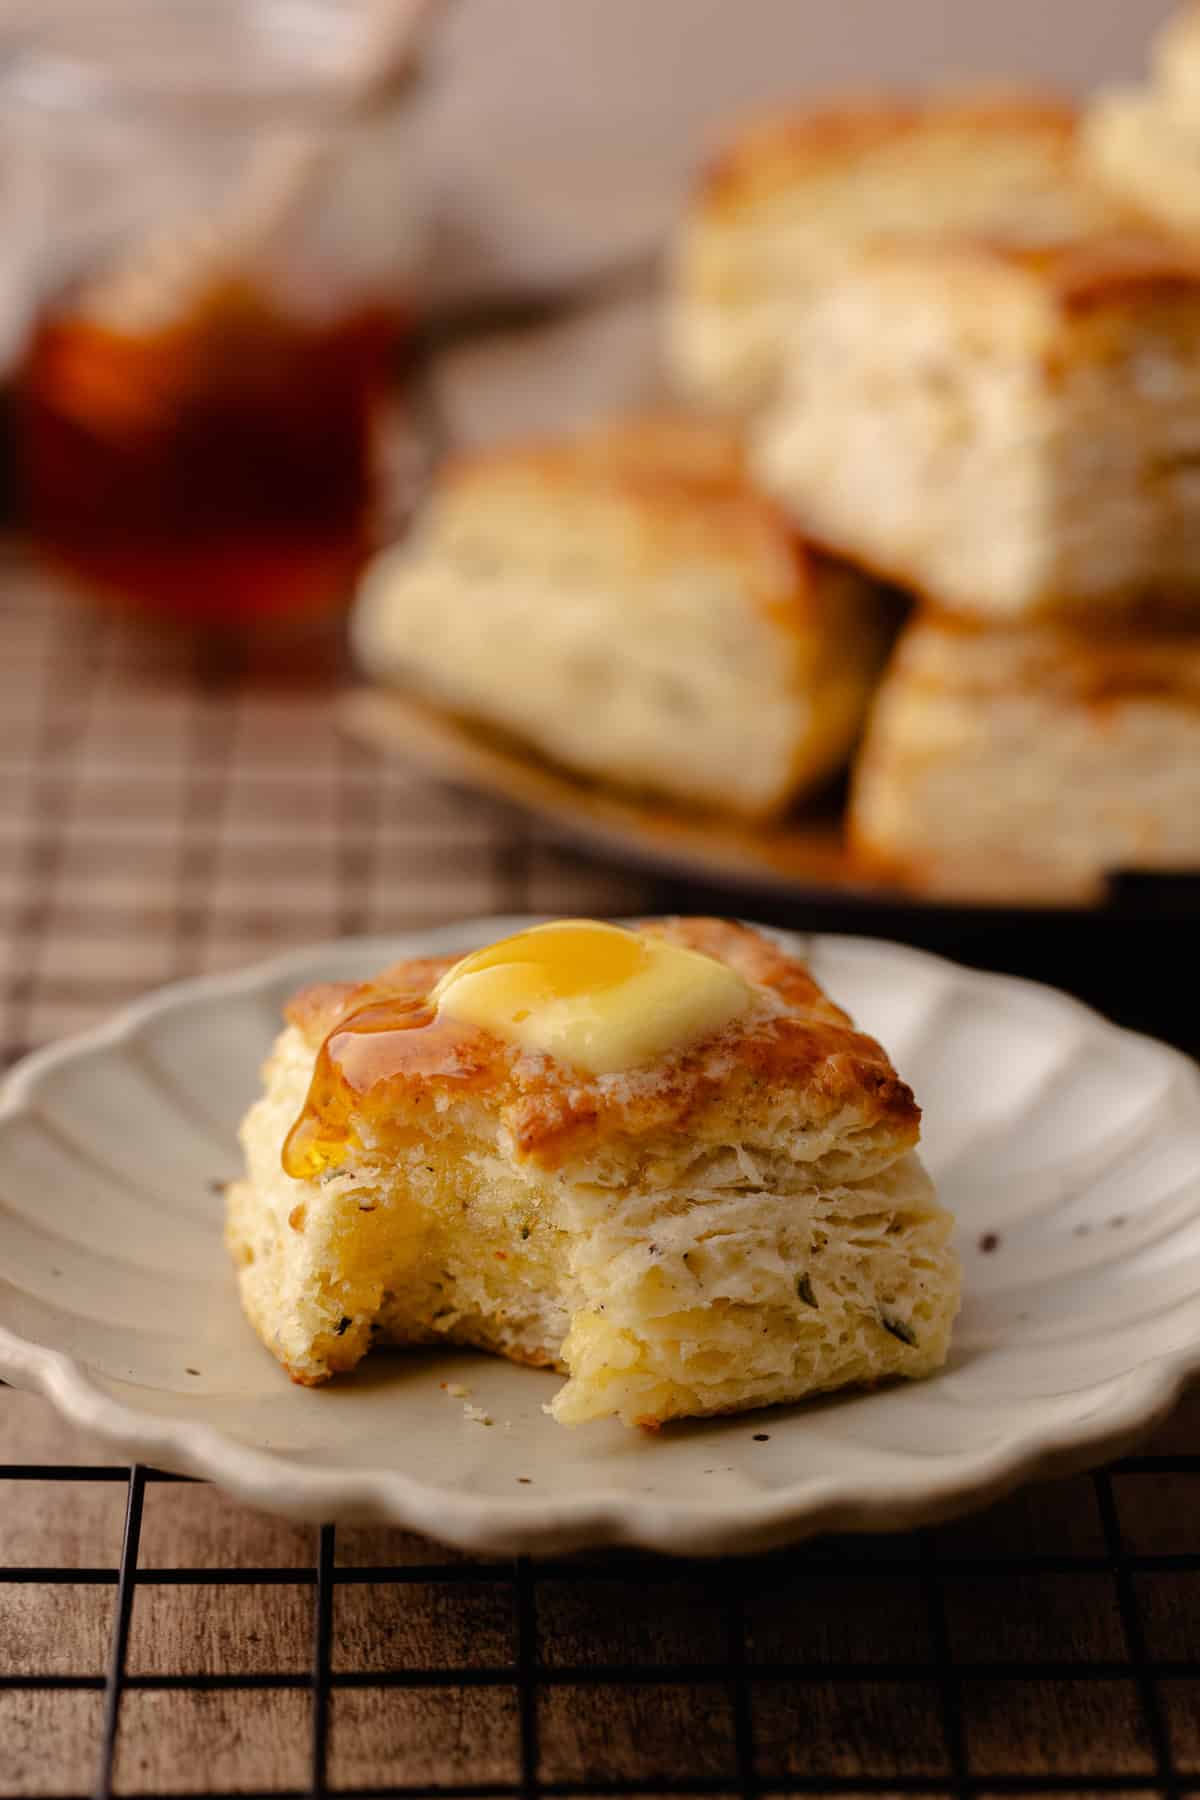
[442, 1381, 471, 1398]
[464, 1403, 493, 1426]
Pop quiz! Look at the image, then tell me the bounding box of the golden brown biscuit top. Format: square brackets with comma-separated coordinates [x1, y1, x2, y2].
[431, 415, 822, 644]
[893, 231, 1200, 314]
[282, 918, 920, 1173]
[575, 413, 753, 489]
[443, 413, 756, 496]
[440, 414, 761, 510]
[697, 87, 1083, 216]
[832, 232, 1200, 366]
[890, 613, 1200, 708]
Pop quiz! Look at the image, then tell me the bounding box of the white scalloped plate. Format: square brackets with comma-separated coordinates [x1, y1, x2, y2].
[2, 919, 1199, 1557]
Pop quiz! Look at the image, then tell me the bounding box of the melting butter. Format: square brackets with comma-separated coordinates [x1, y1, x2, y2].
[431, 920, 751, 1074]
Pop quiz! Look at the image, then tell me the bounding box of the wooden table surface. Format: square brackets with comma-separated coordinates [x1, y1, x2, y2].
[2, 565, 1199, 1799]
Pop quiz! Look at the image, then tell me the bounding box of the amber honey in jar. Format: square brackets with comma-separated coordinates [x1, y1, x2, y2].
[5, 1, 427, 632]
[20, 281, 405, 630]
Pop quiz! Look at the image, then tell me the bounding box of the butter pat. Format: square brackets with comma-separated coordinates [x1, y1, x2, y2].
[432, 920, 752, 1074]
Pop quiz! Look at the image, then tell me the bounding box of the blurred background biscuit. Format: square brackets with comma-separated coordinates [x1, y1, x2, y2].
[353, 416, 889, 820]
[753, 233, 1200, 621]
[666, 89, 1134, 415]
[849, 611, 1200, 893]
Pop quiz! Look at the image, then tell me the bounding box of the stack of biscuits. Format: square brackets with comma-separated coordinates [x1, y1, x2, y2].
[665, 12, 1200, 899]
[355, 6, 1200, 903]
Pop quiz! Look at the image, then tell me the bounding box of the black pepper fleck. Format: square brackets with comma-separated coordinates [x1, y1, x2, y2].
[185, 1368, 200, 1377]
[517, 1477, 532, 1485]
[753, 1433, 770, 1442]
[979, 1231, 1000, 1254]
[335, 1316, 352, 1336]
[880, 1314, 918, 1347]
[796, 1272, 819, 1307]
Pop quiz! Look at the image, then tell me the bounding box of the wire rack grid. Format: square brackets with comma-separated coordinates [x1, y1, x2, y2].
[3, 1448, 1200, 1799]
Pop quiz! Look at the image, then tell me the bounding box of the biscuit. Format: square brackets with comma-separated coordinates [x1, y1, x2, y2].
[848, 613, 1200, 894]
[227, 918, 959, 1428]
[352, 416, 886, 819]
[668, 89, 1132, 412]
[1149, 1, 1200, 123]
[1084, 6, 1200, 234]
[752, 233, 1200, 620]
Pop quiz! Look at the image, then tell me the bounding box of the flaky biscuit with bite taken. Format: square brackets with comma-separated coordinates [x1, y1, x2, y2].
[227, 918, 959, 1429]
[848, 614, 1200, 897]
[753, 233, 1200, 621]
[351, 415, 886, 821]
[667, 88, 1135, 413]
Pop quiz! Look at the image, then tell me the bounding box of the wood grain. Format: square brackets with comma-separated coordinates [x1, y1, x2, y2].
[745, 1570, 932, 1665]
[331, 1578, 515, 1673]
[930, 1473, 1109, 1561]
[753, 1681, 951, 1780]
[112, 1690, 312, 1795]
[0, 1475, 126, 1572]
[537, 1572, 728, 1668]
[0, 1692, 106, 1798]
[958, 1680, 1154, 1777]
[125, 1582, 314, 1677]
[135, 1482, 315, 1571]
[1, 1583, 112, 1677]
[535, 1681, 738, 1784]
[1159, 1681, 1200, 1773]
[326, 1685, 523, 1789]
[1134, 1572, 1200, 1662]
[1111, 1469, 1200, 1556]
[943, 1573, 1127, 1665]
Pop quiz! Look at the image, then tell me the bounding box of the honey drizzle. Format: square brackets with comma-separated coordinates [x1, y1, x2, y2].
[281, 994, 496, 1181]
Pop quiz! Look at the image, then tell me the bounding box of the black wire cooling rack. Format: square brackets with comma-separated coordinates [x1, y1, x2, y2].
[2, 1442, 1200, 1799]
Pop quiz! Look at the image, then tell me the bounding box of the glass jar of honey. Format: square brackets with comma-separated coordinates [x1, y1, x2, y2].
[4, 1, 430, 633]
